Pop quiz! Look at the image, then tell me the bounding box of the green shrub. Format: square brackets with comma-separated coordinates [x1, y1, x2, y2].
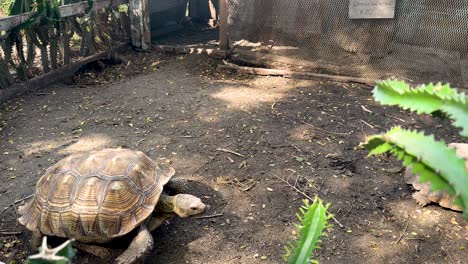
[362, 80, 468, 218]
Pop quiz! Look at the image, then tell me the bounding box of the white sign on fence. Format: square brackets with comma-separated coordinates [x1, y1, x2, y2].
[349, 0, 396, 19]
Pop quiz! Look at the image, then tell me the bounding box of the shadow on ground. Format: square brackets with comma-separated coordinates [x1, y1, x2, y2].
[0, 53, 466, 263]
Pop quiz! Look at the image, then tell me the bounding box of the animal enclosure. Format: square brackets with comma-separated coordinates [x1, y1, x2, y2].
[0, 0, 467, 263]
[226, 0, 468, 86]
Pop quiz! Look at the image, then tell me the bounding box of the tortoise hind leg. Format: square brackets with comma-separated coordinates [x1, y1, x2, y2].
[31, 230, 43, 249]
[74, 242, 114, 258]
[116, 225, 154, 264]
[412, 191, 431, 207]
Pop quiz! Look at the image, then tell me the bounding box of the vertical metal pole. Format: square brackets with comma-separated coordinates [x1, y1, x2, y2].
[141, 0, 151, 50]
[129, 0, 151, 50]
[219, 0, 229, 50]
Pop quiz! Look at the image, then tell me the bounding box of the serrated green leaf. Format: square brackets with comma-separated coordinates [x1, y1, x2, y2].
[361, 137, 392, 156]
[283, 197, 332, 264]
[374, 81, 441, 114]
[362, 127, 468, 217]
[373, 80, 468, 136]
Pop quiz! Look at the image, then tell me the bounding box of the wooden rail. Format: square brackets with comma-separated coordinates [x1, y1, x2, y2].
[0, 0, 128, 31]
[0, 43, 129, 105]
[0, 0, 133, 92]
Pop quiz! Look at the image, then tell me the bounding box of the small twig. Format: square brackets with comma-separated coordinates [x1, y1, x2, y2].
[360, 105, 373, 113]
[274, 174, 343, 228]
[216, 148, 246, 157]
[241, 181, 256, 192]
[387, 115, 406, 123]
[178, 135, 194, 138]
[291, 144, 303, 153]
[344, 203, 354, 217]
[331, 216, 344, 228]
[360, 119, 375, 129]
[193, 153, 219, 176]
[273, 109, 350, 136]
[1, 194, 33, 215]
[228, 256, 241, 262]
[0, 231, 22, 236]
[14, 194, 34, 204]
[196, 213, 224, 219]
[210, 201, 228, 212]
[274, 174, 313, 200]
[395, 220, 409, 244]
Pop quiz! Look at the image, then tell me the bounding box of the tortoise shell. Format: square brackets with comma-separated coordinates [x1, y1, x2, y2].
[18, 149, 175, 242]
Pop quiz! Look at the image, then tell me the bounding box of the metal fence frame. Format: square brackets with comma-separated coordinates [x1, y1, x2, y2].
[219, 0, 468, 86]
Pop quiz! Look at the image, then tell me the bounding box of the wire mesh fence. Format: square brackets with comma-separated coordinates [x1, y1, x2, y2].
[226, 0, 468, 86]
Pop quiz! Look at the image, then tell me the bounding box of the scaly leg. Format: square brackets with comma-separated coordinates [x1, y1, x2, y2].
[412, 191, 431, 207]
[115, 225, 154, 264]
[31, 230, 43, 249]
[74, 242, 115, 258]
[147, 214, 175, 232]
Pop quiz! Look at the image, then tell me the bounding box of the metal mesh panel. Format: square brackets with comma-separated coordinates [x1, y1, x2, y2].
[227, 0, 468, 86]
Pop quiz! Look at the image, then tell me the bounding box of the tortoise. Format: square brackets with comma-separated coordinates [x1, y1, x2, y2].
[18, 148, 207, 263]
[404, 143, 467, 211]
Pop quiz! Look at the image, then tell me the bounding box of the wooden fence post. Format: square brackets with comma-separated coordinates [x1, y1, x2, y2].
[129, 0, 151, 50]
[219, 0, 229, 50]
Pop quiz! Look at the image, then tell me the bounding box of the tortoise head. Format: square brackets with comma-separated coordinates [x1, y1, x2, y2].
[173, 194, 207, 218]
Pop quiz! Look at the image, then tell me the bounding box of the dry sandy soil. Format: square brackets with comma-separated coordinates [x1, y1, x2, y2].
[0, 52, 467, 264]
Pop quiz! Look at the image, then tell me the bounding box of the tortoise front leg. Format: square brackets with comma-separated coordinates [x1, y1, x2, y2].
[147, 213, 175, 231]
[116, 224, 154, 264]
[412, 191, 431, 207]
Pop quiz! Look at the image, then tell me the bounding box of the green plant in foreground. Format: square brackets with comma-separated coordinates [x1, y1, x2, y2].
[362, 80, 468, 218]
[283, 197, 332, 264]
[26, 237, 76, 264]
[0, 0, 14, 15]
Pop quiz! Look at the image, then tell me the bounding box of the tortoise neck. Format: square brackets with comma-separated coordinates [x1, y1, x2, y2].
[156, 194, 176, 213]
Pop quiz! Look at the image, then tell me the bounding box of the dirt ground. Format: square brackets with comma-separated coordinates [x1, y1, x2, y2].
[0, 51, 467, 264]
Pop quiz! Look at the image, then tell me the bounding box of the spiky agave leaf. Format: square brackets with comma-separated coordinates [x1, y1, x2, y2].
[362, 127, 468, 217]
[373, 80, 468, 136]
[283, 197, 332, 264]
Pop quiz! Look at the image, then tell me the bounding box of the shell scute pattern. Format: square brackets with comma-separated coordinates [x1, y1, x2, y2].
[18, 149, 172, 242]
[74, 176, 108, 208]
[128, 154, 159, 192]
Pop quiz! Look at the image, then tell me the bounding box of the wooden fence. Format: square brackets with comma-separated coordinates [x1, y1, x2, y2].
[0, 0, 151, 100]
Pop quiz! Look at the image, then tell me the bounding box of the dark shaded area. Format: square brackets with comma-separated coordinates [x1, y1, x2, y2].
[152, 22, 219, 47]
